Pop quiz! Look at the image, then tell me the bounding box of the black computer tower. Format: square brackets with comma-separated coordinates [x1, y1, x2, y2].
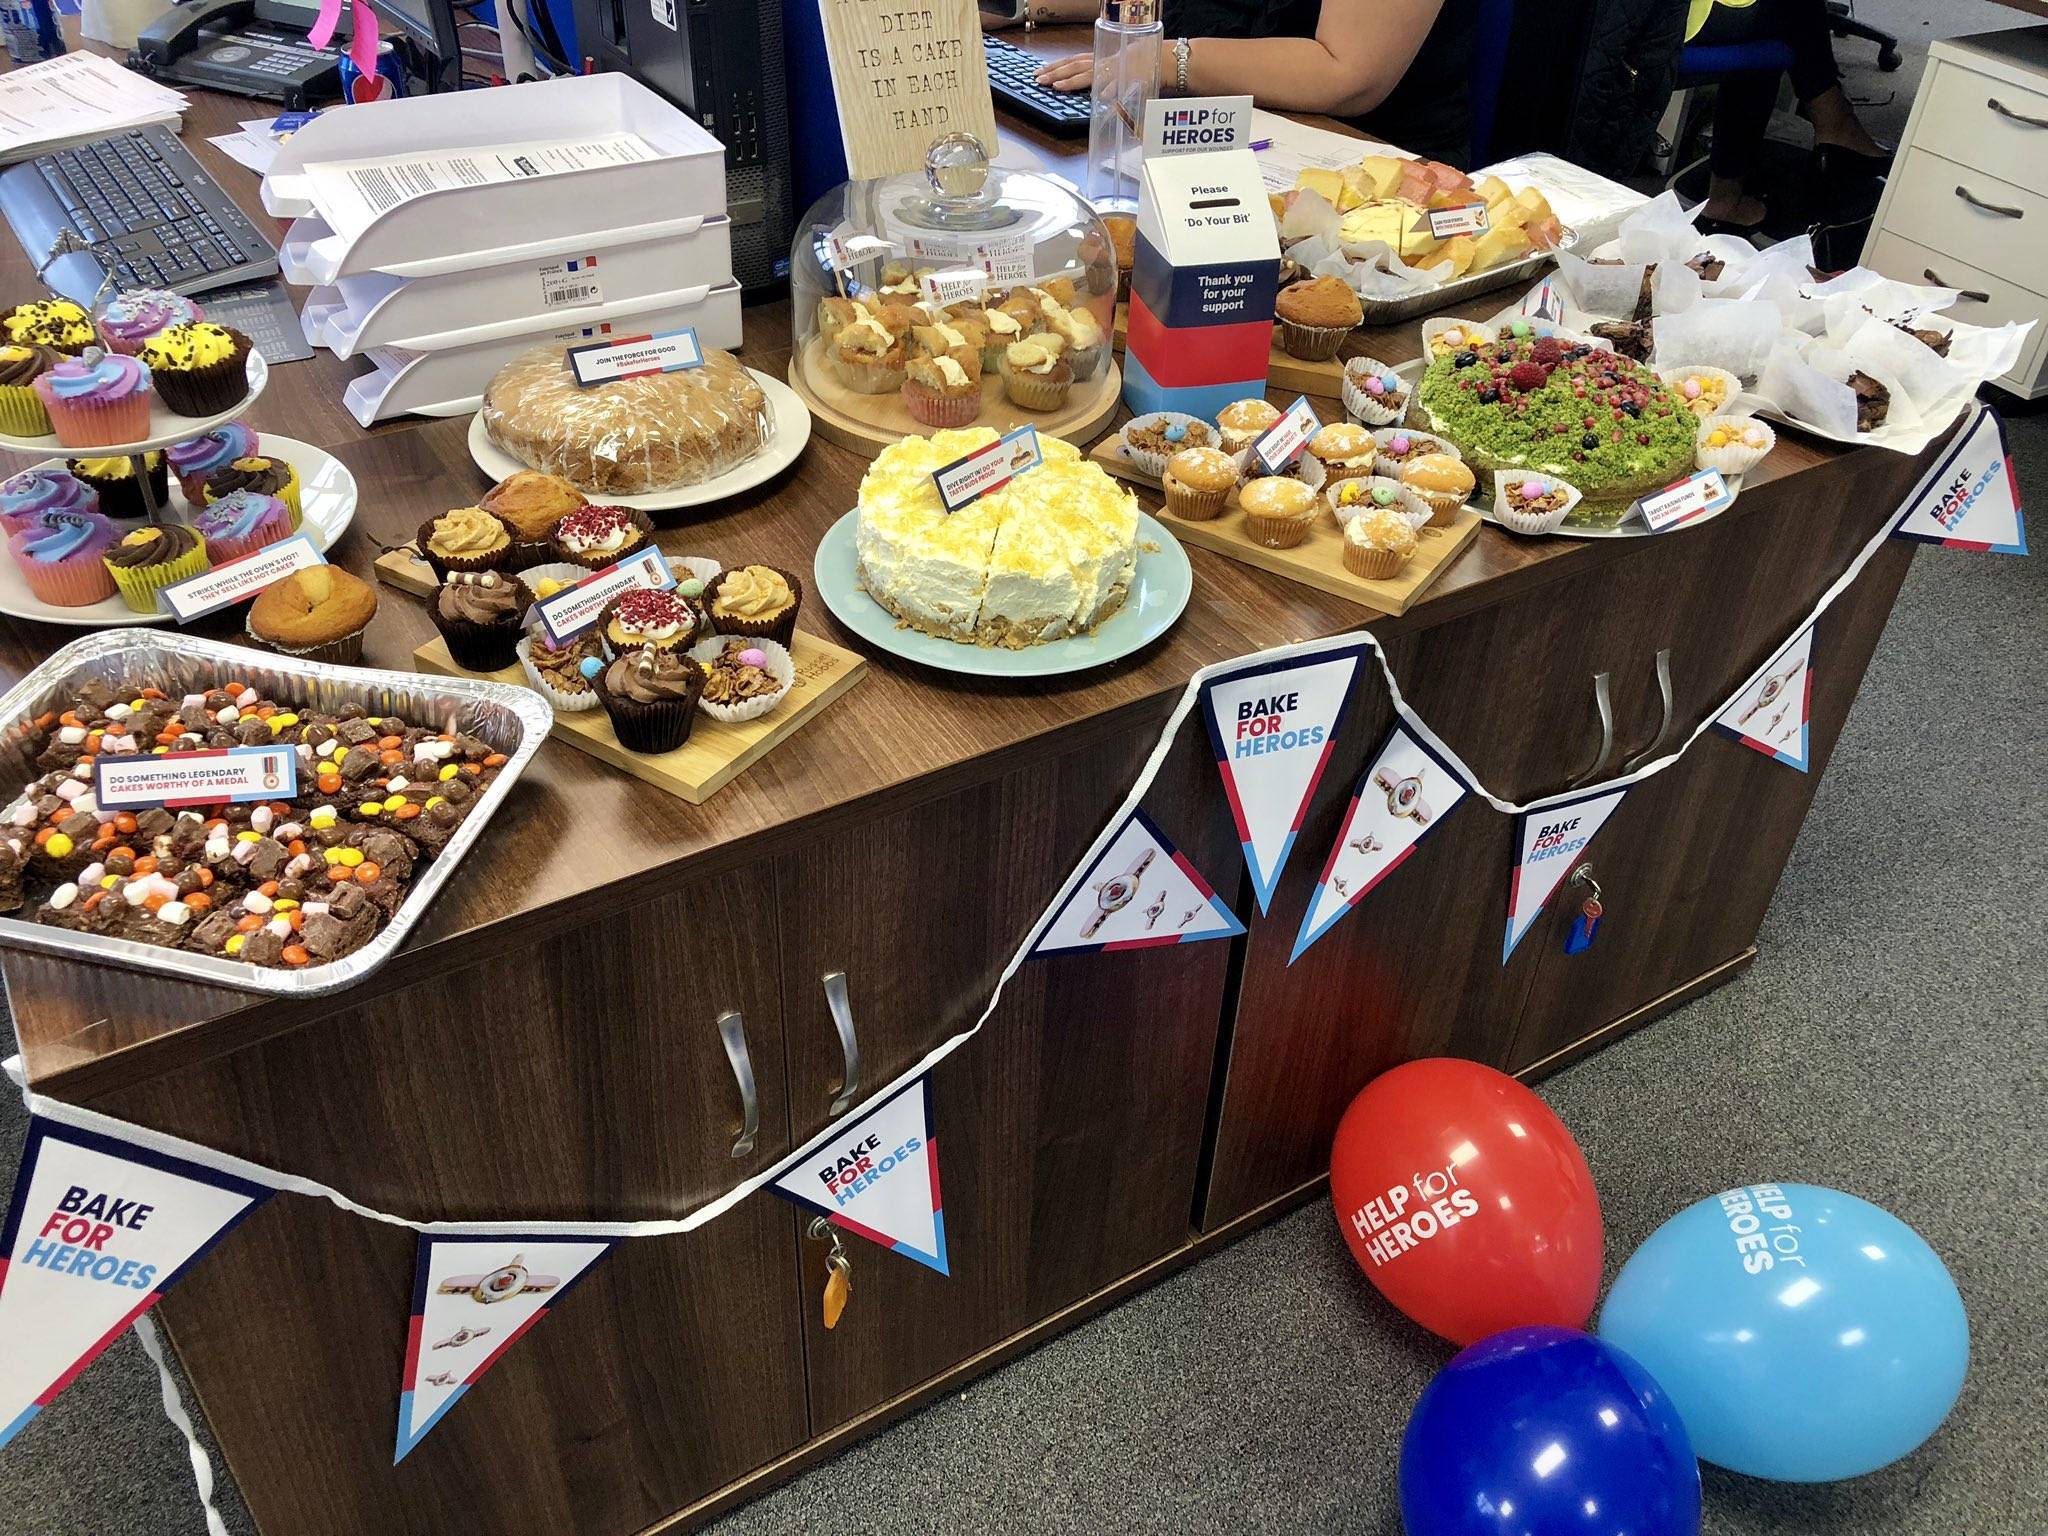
[572, 0, 792, 297]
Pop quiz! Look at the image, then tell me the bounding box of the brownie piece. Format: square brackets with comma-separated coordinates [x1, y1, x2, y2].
[1849, 370, 1890, 432]
[1686, 253, 1724, 282]
[1590, 319, 1653, 362]
[1893, 320, 1951, 358]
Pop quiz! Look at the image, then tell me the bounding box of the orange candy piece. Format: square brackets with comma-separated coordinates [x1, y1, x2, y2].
[186, 892, 212, 913]
[392, 803, 421, 821]
[131, 855, 157, 875]
[142, 893, 168, 914]
[326, 866, 351, 883]
[354, 862, 381, 884]
[317, 774, 342, 795]
[235, 914, 263, 933]
[257, 880, 279, 897]
[483, 753, 507, 768]
[113, 812, 139, 834]
[281, 944, 311, 966]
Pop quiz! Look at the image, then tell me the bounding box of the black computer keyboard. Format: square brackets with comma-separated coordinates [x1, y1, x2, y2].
[0, 125, 279, 308]
[985, 34, 1093, 137]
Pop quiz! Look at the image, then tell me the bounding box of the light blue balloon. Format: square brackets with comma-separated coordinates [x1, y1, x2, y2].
[1598, 1183, 1968, 1482]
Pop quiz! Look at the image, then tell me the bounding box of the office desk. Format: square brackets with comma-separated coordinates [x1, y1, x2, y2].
[0, 30, 1927, 1535]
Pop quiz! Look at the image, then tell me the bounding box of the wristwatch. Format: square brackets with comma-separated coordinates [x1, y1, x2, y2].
[1081, 848, 1155, 939]
[1173, 36, 1191, 94]
[1373, 765, 1433, 825]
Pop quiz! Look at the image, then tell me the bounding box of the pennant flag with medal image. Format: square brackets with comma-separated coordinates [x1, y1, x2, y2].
[1714, 624, 1816, 771]
[1028, 808, 1245, 955]
[773, 1077, 947, 1275]
[0, 1118, 271, 1449]
[1201, 642, 1369, 913]
[1291, 723, 1471, 963]
[1504, 785, 1629, 962]
[1894, 402, 2026, 555]
[395, 1235, 615, 1462]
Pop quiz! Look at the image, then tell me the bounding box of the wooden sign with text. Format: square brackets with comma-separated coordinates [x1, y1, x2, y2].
[816, 0, 1001, 180]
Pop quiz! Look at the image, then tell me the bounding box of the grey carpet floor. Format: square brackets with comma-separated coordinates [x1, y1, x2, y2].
[6, 7, 2047, 1531]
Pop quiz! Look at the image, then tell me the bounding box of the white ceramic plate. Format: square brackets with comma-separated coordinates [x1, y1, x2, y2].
[813, 510, 1192, 678]
[0, 352, 269, 459]
[465, 369, 812, 511]
[0, 435, 356, 627]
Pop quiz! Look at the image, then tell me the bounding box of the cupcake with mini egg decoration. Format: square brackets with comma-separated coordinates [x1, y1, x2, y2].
[103, 523, 208, 614]
[167, 421, 257, 502]
[32, 348, 153, 448]
[66, 452, 168, 520]
[193, 489, 293, 565]
[690, 634, 795, 725]
[1490, 472, 1581, 536]
[1342, 357, 1409, 426]
[1695, 414, 1776, 476]
[518, 619, 607, 714]
[0, 299, 95, 357]
[1120, 413, 1213, 479]
[431, 569, 532, 671]
[1328, 474, 1427, 530]
[998, 334, 1072, 412]
[0, 343, 62, 435]
[140, 322, 252, 417]
[95, 290, 204, 356]
[1370, 427, 1456, 479]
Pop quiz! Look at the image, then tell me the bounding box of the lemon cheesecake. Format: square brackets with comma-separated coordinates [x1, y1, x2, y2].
[854, 429, 1140, 648]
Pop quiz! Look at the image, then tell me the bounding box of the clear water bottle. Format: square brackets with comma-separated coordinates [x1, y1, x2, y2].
[1086, 0, 1160, 214]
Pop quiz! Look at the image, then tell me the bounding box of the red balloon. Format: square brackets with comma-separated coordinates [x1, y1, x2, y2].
[1330, 1058, 1602, 1345]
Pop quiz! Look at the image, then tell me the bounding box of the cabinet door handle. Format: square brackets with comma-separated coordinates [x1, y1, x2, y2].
[1565, 671, 1616, 789]
[717, 1010, 759, 1160]
[1988, 97, 2048, 130]
[1955, 185, 2024, 219]
[1922, 268, 1991, 304]
[822, 971, 861, 1117]
[1621, 648, 1675, 773]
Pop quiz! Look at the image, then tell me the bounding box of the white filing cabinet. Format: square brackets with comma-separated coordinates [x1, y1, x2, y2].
[1862, 27, 2048, 399]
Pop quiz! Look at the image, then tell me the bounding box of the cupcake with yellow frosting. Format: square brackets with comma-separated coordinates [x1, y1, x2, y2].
[0, 344, 61, 435]
[706, 562, 802, 647]
[140, 323, 252, 416]
[67, 452, 167, 520]
[998, 335, 1072, 412]
[903, 350, 982, 429]
[0, 299, 94, 356]
[417, 504, 512, 580]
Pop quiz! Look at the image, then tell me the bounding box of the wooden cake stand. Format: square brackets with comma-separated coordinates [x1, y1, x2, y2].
[789, 337, 1122, 461]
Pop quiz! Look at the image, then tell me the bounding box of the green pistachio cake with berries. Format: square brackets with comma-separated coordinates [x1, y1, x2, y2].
[1417, 328, 1698, 523]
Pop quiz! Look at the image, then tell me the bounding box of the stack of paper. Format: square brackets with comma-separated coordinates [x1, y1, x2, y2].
[0, 53, 187, 164]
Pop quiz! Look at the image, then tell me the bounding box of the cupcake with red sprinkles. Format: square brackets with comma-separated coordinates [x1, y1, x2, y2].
[551, 503, 654, 570]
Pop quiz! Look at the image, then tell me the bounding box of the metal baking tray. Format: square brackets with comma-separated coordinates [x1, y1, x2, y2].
[0, 631, 553, 996]
[1352, 230, 1578, 326]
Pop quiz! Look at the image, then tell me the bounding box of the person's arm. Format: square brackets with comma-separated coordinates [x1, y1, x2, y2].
[983, 0, 1095, 30]
[1037, 0, 1441, 118]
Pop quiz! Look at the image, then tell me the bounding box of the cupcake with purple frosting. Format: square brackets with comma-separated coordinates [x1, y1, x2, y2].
[94, 290, 204, 356]
[193, 489, 291, 565]
[0, 468, 98, 534]
[8, 509, 116, 606]
[167, 420, 257, 503]
[31, 348, 152, 449]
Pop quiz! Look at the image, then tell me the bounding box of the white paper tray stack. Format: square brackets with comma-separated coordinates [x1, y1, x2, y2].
[259, 73, 743, 426]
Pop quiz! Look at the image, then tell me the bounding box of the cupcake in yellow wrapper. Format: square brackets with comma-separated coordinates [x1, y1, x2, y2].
[103, 523, 208, 613]
[202, 455, 300, 523]
[0, 343, 60, 435]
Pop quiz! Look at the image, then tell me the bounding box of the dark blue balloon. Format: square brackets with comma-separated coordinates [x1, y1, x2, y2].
[1400, 1327, 1701, 1536]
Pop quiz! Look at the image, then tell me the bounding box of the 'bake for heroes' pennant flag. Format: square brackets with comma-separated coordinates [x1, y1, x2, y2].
[0, 1118, 270, 1448]
[1894, 402, 2026, 554]
[1029, 808, 1245, 955]
[395, 1235, 614, 1462]
[1504, 786, 1628, 962]
[1201, 643, 1367, 913]
[773, 1077, 947, 1275]
[1714, 624, 1815, 771]
[1291, 724, 1471, 963]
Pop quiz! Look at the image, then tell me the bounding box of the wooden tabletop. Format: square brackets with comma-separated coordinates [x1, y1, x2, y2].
[1, 30, 1856, 1094]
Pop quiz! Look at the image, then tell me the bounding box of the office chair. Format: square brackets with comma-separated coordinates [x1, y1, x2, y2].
[1826, 0, 1902, 72]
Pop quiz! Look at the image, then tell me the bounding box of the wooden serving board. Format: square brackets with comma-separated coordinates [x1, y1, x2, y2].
[788, 337, 1121, 461]
[374, 543, 440, 599]
[1114, 303, 1348, 399]
[1089, 438, 1478, 616]
[414, 632, 865, 804]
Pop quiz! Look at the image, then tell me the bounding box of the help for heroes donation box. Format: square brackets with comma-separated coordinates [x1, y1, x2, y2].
[1124, 148, 1280, 420]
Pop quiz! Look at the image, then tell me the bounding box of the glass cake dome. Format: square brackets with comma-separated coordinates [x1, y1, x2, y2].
[790, 133, 1118, 410]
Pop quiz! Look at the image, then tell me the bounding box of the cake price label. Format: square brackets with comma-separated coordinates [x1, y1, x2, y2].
[566, 327, 703, 388]
[933, 426, 1042, 513]
[536, 544, 675, 646]
[1633, 469, 1731, 532]
[920, 268, 989, 310]
[1426, 203, 1489, 240]
[1251, 396, 1321, 474]
[93, 745, 298, 810]
[158, 533, 326, 623]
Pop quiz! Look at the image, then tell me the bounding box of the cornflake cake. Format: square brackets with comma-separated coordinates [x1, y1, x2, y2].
[855, 430, 1139, 648]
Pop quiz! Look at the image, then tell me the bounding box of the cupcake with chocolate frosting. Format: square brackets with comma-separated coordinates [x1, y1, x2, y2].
[201, 454, 300, 522]
[103, 523, 208, 613]
[594, 644, 705, 753]
[430, 569, 532, 671]
[0, 343, 62, 435]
